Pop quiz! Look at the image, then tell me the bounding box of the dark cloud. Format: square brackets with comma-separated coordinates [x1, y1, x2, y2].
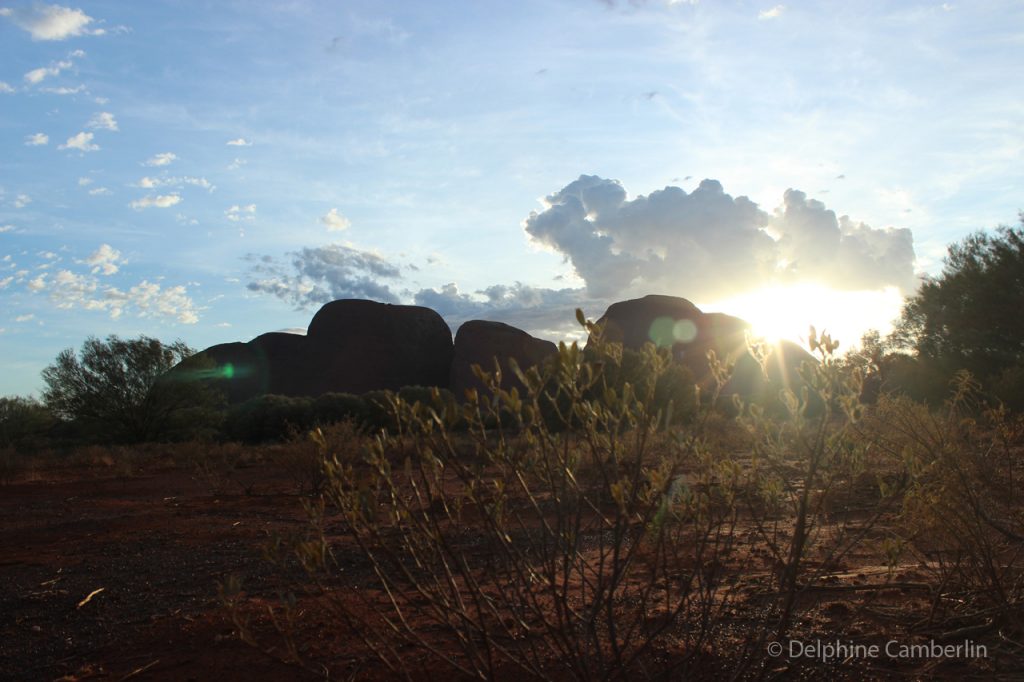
[414, 282, 602, 338]
[246, 244, 402, 308]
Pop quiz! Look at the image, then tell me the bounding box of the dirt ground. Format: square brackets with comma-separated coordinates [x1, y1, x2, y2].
[0, 457, 1012, 681]
[0, 460, 331, 681]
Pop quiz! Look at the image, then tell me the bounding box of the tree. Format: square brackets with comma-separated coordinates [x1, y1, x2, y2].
[41, 335, 223, 443]
[893, 215, 1024, 393]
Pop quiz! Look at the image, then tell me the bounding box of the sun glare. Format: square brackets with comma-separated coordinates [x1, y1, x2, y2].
[705, 284, 905, 349]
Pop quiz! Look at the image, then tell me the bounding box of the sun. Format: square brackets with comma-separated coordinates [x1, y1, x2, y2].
[704, 284, 905, 349]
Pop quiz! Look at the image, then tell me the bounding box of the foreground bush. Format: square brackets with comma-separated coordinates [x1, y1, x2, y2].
[219, 313, 963, 679]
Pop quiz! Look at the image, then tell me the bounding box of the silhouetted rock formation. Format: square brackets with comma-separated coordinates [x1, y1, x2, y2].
[590, 294, 815, 406]
[449, 320, 558, 399]
[305, 300, 453, 395]
[171, 294, 815, 411]
[171, 300, 453, 403]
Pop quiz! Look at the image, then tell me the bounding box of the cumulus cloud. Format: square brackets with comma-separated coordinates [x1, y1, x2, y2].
[86, 111, 118, 131]
[758, 4, 785, 19]
[88, 187, 111, 196]
[0, 4, 103, 40]
[0, 224, 15, 233]
[77, 176, 92, 186]
[130, 194, 181, 209]
[14, 194, 31, 208]
[0, 81, 14, 93]
[144, 152, 177, 167]
[246, 244, 403, 308]
[320, 208, 351, 231]
[226, 137, 252, 146]
[25, 133, 49, 146]
[80, 243, 121, 274]
[226, 204, 256, 222]
[59, 131, 99, 151]
[523, 175, 916, 301]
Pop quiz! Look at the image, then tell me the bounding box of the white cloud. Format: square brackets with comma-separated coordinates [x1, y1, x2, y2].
[758, 4, 784, 19]
[320, 208, 351, 231]
[227, 157, 247, 171]
[24, 62, 68, 85]
[226, 137, 252, 146]
[0, 81, 14, 93]
[14, 194, 31, 208]
[0, 276, 13, 289]
[1, 4, 102, 40]
[26, 267, 199, 323]
[88, 187, 111, 196]
[59, 131, 99, 152]
[130, 194, 181, 209]
[144, 152, 177, 167]
[15, 314, 34, 323]
[86, 111, 118, 131]
[226, 204, 256, 222]
[136, 176, 214, 192]
[78, 177, 93, 186]
[40, 84, 86, 95]
[25, 133, 49, 146]
[0, 225, 15, 233]
[81, 243, 121, 275]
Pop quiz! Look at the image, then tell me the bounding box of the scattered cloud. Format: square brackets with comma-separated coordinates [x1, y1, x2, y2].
[40, 84, 87, 95]
[227, 157, 247, 171]
[77, 177, 93, 186]
[25, 133, 49, 146]
[0, 225, 15, 233]
[24, 59, 73, 85]
[59, 131, 99, 152]
[14, 194, 32, 208]
[130, 194, 181, 209]
[144, 152, 177, 167]
[226, 204, 256, 222]
[137, 176, 214, 192]
[29, 269, 199, 323]
[0, 4, 104, 40]
[758, 4, 785, 19]
[80, 243, 121, 275]
[320, 208, 351, 231]
[0, 81, 14, 93]
[88, 187, 111, 196]
[246, 244, 403, 308]
[226, 137, 252, 146]
[15, 313, 35, 323]
[86, 111, 118, 131]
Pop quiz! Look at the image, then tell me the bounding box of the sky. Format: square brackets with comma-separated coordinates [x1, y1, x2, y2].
[1, 1, 1022, 397]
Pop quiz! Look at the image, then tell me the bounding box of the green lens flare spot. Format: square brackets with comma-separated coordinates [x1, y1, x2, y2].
[222, 363, 235, 379]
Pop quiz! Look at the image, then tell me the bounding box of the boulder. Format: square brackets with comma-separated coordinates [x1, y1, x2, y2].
[450, 320, 558, 399]
[171, 299, 454, 403]
[305, 299, 454, 395]
[592, 295, 753, 382]
[590, 294, 816, 407]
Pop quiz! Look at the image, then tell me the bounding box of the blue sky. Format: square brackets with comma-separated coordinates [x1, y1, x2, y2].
[1, 0, 1022, 397]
